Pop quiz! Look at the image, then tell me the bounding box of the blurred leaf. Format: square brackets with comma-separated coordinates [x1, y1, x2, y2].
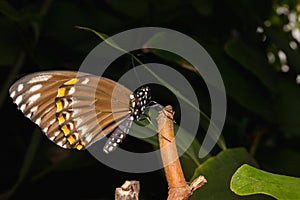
[109, 0, 149, 19]
[178, 128, 205, 180]
[188, 0, 213, 16]
[0, 0, 22, 21]
[174, 124, 203, 167]
[231, 164, 300, 200]
[33, 2, 97, 67]
[148, 0, 185, 23]
[146, 48, 201, 76]
[31, 150, 95, 182]
[226, 0, 272, 27]
[274, 78, 300, 136]
[0, 128, 41, 199]
[0, 0, 42, 23]
[264, 27, 300, 74]
[207, 44, 275, 122]
[0, 19, 22, 66]
[225, 38, 278, 93]
[256, 147, 300, 177]
[144, 32, 227, 150]
[131, 114, 203, 169]
[189, 148, 270, 200]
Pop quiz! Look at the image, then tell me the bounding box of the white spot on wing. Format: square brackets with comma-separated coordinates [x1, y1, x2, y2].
[35, 118, 41, 126]
[81, 78, 89, 84]
[43, 127, 48, 133]
[68, 87, 75, 95]
[74, 117, 83, 126]
[64, 112, 70, 120]
[28, 93, 41, 105]
[26, 113, 32, 118]
[17, 84, 24, 92]
[54, 131, 60, 137]
[10, 91, 16, 98]
[29, 84, 42, 92]
[72, 108, 81, 117]
[30, 106, 38, 113]
[20, 104, 26, 112]
[57, 140, 64, 147]
[44, 106, 52, 114]
[63, 98, 69, 107]
[15, 95, 23, 105]
[68, 122, 74, 130]
[49, 119, 56, 125]
[78, 125, 88, 134]
[28, 75, 52, 84]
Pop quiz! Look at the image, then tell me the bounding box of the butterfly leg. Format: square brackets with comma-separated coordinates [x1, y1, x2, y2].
[148, 102, 175, 123]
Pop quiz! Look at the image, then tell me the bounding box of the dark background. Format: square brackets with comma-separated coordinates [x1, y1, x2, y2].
[1, 0, 300, 199]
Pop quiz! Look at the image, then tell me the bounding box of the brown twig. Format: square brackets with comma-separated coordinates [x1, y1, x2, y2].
[115, 180, 140, 200]
[157, 105, 207, 200]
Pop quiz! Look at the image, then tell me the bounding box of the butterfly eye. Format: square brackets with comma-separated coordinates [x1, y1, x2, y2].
[9, 71, 156, 153]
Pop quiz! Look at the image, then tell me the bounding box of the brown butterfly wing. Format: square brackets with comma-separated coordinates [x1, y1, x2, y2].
[9, 70, 132, 150]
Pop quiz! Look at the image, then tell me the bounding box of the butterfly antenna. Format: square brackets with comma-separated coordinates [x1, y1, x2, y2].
[131, 54, 143, 86]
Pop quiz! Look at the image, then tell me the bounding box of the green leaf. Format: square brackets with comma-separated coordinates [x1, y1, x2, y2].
[188, 0, 213, 16]
[274, 78, 300, 136]
[274, 79, 300, 135]
[144, 32, 227, 150]
[0, 0, 22, 21]
[231, 164, 300, 200]
[109, 0, 149, 19]
[189, 148, 270, 200]
[207, 44, 275, 122]
[225, 38, 278, 93]
[264, 27, 300, 74]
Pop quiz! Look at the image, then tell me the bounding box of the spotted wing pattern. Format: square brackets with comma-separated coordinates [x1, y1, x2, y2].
[9, 71, 132, 150]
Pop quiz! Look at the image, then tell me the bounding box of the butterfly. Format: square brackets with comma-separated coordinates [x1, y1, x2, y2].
[9, 70, 152, 153]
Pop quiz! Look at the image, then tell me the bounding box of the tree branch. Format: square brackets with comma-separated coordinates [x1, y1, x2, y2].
[157, 105, 207, 200]
[115, 180, 140, 200]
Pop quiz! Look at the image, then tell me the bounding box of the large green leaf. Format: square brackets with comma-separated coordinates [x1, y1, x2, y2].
[231, 164, 300, 200]
[207, 44, 275, 122]
[189, 148, 271, 200]
[225, 38, 278, 93]
[273, 78, 300, 136]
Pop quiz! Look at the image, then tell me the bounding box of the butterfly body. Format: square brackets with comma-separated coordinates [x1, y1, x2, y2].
[9, 71, 151, 153]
